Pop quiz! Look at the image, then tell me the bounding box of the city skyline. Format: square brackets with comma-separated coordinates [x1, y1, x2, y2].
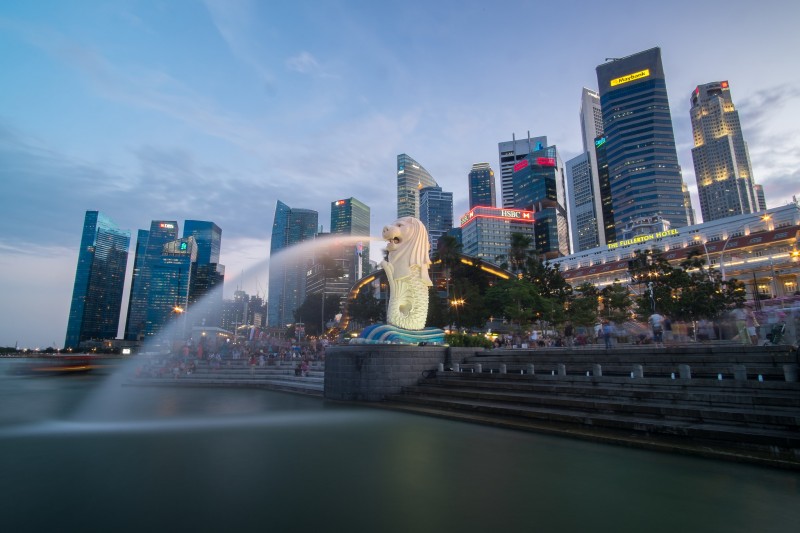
[2, 1, 799, 347]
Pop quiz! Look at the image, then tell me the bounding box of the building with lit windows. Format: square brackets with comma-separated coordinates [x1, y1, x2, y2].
[144, 236, 197, 339]
[460, 206, 536, 263]
[511, 142, 570, 258]
[125, 220, 179, 341]
[268, 200, 318, 328]
[330, 197, 371, 283]
[419, 186, 454, 254]
[397, 154, 437, 219]
[566, 152, 600, 252]
[550, 203, 800, 306]
[468, 163, 496, 208]
[596, 47, 690, 233]
[690, 80, 759, 222]
[498, 133, 546, 209]
[65, 211, 131, 349]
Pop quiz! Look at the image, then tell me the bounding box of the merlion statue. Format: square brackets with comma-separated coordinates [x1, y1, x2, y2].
[381, 217, 433, 330]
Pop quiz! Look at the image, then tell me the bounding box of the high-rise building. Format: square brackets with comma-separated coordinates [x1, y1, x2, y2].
[468, 163, 496, 208]
[511, 140, 570, 258]
[577, 88, 608, 247]
[268, 200, 318, 328]
[498, 133, 547, 208]
[690, 80, 758, 222]
[125, 220, 179, 341]
[460, 206, 536, 263]
[65, 211, 130, 349]
[594, 135, 616, 244]
[596, 47, 689, 234]
[397, 154, 437, 219]
[144, 236, 197, 340]
[754, 184, 767, 211]
[183, 221, 225, 328]
[331, 197, 371, 282]
[565, 152, 600, 252]
[419, 186, 454, 254]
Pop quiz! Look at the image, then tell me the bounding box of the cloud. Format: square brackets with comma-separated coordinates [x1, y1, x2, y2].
[286, 51, 321, 74]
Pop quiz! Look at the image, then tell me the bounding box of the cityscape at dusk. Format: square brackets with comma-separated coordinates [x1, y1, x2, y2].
[2, 0, 800, 348]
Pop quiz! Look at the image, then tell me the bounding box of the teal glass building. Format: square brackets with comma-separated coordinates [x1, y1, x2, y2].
[124, 220, 179, 341]
[65, 211, 130, 349]
[268, 201, 318, 328]
[183, 220, 225, 329]
[331, 197, 371, 282]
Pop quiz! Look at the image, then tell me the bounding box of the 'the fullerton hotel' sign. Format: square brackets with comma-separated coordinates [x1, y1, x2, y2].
[607, 229, 679, 249]
[461, 207, 535, 227]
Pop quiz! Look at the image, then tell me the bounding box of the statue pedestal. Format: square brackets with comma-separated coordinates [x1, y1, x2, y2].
[324, 345, 448, 401]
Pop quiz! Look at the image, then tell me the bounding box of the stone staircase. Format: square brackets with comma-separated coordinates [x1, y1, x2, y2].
[128, 360, 325, 397]
[382, 344, 800, 469]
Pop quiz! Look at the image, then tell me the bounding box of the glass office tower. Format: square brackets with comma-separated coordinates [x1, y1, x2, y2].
[596, 47, 689, 233]
[419, 186, 454, 254]
[65, 211, 130, 349]
[124, 220, 179, 341]
[268, 200, 318, 328]
[183, 220, 225, 328]
[468, 163, 496, 208]
[397, 153, 437, 219]
[331, 197, 371, 282]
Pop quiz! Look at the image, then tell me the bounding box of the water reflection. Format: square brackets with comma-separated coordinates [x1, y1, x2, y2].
[0, 362, 798, 533]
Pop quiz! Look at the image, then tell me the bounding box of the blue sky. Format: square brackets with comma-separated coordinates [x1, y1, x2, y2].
[1, 0, 799, 348]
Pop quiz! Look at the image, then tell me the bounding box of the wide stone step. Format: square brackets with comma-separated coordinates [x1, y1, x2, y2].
[387, 393, 800, 451]
[401, 385, 800, 429]
[422, 374, 800, 409]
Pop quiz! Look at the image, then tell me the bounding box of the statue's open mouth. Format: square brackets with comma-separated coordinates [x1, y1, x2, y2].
[392, 237, 401, 245]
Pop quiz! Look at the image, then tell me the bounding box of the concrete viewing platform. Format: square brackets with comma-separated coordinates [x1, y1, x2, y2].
[127, 360, 325, 397]
[373, 343, 800, 470]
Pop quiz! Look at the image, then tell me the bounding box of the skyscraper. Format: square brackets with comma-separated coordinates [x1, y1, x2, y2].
[596, 47, 689, 233]
[144, 236, 197, 340]
[754, 184, 767, 212]
[690, 80, 758, 222]
[576, 88, 608, 247]
[331, 197, 371, 283]
[268, 200, 318, 328]
[65, 211, 130, 349]
[468, 163, 496, 208]
[511, 140, 570, 258]
[124, 220, 179, 341]
[397, 154, 437, 219]
[565, 152, 600, 252]
[419, 186, 454, 254]
[498, 133, 547, 208]
[183, 221, 225, 328]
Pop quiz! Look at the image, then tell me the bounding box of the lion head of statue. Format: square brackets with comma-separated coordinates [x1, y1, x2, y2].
[382, 217, 432, 286]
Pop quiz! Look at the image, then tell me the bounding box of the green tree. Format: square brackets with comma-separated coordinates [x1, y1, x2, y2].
[568, 282, 600, 328]
[600, 281, 633, 324]
[347, 284, 385, 326]
[294, 292, 342, 336]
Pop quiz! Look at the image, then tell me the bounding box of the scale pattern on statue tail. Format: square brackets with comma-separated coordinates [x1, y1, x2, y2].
[386, 265, 430, 330]
[357, 324, 445, 344]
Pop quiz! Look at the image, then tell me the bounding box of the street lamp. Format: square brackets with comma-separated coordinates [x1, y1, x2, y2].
[693, 235, 713, 279]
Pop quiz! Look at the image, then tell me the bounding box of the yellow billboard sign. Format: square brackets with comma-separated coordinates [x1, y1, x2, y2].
[610, 69, 650, 87]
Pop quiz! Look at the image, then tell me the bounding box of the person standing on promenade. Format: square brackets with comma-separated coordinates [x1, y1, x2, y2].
[563, 321, 574, 348]
[602, 320, 615, 349]
[649, 312, 665, 348]
[745, 305, 760, 345]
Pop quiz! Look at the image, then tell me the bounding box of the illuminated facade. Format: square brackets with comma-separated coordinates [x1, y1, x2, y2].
[331, 197, 371, 283]
[145, 236, 197, 339]
[511, 143, 570, 258]
[468, 162, 496, 208]
[397, 154, 437, 219]
[551, 203, 800, 304]
[124, 220, 179, 341]
[498, 134, 546, 208]
[596, 48, 689, 233]
[460, 206, 536, 263]
[65, 211, 130, 349]
[690, 80, 759, 222]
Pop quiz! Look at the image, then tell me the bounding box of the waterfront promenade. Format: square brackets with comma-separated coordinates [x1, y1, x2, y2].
[128, 341, 800, 469]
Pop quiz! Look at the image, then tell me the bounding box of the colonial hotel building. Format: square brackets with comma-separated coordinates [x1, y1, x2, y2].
[550, 202, 800, 304]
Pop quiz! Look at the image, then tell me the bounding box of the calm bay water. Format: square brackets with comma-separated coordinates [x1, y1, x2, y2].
[0, 360, 798, 533]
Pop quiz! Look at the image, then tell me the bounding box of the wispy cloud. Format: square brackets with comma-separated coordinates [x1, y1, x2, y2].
[286, 51, 321, 74]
